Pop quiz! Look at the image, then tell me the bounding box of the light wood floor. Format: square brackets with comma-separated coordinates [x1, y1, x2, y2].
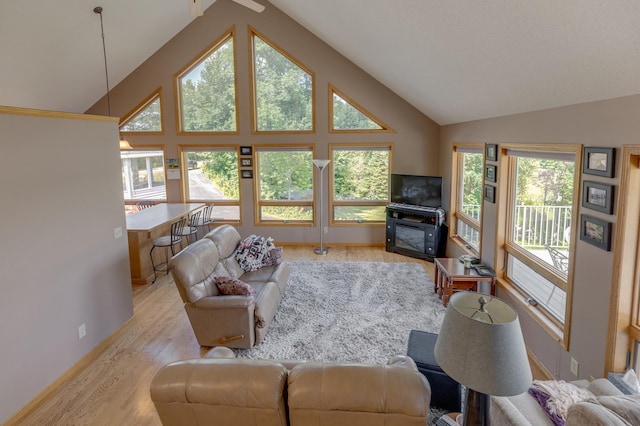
[8, 246, 544, 425]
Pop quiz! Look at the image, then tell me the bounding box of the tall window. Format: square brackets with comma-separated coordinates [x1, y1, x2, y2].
[180, 146, 240, 221]
[501, 144, 580, 346]
[255, 146, 314, 224]
[121, 148, 167, 207]
[250, 28, 314, 133]
[330, 144, 391, 224]
[176, 29, 238, 133]
[450, 144, 483, 253]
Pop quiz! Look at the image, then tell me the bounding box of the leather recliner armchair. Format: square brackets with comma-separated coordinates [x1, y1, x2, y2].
[169, 225, 290, 348]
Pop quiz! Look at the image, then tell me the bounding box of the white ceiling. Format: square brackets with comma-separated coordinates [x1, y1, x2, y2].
[1, 0, 640, 125]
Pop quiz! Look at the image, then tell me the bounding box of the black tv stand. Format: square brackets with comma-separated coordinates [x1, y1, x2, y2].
[385, 204, 446, 261]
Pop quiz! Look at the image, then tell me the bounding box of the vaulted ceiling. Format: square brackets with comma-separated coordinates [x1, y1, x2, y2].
[1, 0, 639, 125]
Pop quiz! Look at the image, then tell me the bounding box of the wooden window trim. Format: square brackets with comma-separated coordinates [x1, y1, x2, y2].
[119, 87, 164, 135]
[174, 27, 239, 136]
[328, 84, 393, 134]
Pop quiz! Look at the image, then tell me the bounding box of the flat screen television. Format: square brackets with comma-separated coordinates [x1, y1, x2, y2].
[390, 174, 442, 208]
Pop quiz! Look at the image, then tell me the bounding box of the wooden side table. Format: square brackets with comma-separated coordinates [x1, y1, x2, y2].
[434, 258, 496, 306]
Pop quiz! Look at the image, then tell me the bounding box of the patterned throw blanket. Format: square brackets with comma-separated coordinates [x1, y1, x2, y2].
[234, 234, 283, 272]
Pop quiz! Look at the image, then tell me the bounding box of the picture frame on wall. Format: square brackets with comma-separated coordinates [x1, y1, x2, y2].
[484, 184, 495, 203]
[241, 158, 252, 167]
[240, 146, 253, 156]
[582, 181, 614, 214]
[579, 214, 612, 251]
[583, 147, 615, 177]
[241, 170, 253, 179]
[486, 144, 498, 162]
[485, 164, 497, 183]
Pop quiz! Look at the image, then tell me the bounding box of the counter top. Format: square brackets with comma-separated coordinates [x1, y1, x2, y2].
[126, 203, 204, 232]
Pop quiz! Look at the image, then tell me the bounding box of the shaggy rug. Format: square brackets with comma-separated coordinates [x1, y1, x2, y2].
[236, 261, 446, 363]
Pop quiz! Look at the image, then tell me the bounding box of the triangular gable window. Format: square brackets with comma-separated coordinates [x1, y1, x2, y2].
[120, 89, 163, 133]
[330, 85, 392, 133]
[176, 29, 238, 133]
[250, 27, 314, 133]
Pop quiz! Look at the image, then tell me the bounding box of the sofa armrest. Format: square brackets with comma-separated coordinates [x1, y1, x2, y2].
[193, 295, 255, 309]
[204, 346, 236, 358]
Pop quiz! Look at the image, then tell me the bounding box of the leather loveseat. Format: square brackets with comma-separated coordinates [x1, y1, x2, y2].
[491, 378, 640, 425]
[150, 347, 432, 426]
[169, 225, 290, 348]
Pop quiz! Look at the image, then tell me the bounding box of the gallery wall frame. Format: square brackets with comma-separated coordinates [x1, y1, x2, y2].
[241, 170, 253, 179]
[579, 213, 612, 251]
[486, 144, 498, 162]
[241, 158, 252, 167]
[485, 164, 497, 183]
[583, 147, 615, 177]
[484, 184, 495, 203]
[240, 146, 253, 156]
[582, 180, 614, 214]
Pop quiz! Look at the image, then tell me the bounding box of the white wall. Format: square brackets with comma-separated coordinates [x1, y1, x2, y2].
[0, 107, 134, 423]
[440, 94, 640, 380]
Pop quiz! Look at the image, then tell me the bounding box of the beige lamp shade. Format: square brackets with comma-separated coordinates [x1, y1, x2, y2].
[434, 292, 532, 396]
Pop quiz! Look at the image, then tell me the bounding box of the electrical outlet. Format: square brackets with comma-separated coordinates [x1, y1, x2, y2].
[570, 357, 579, 377]
[78, 323, 87, 340]
[114, 226, 123, 239]
[323, 226, 328, 234]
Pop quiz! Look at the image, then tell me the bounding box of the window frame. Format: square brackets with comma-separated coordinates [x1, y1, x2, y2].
[254, 144, 315, 226]
[179, 145, 241, 224]
[328, 85, 393, 133]
[119, 87, 164, 135]
[495, 143, 581, 350]
[174, 27, 239, 135]
[248, 26, 316, 135]
[328, 143, 393, 226]
[121, 145, 167, 211]
[450, 143, 484, 255]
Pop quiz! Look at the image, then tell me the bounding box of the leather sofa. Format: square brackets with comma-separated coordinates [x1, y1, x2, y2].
[491, 378, 640, 425]
[169, 225, 290, 348]
[150, 347, 432, 426]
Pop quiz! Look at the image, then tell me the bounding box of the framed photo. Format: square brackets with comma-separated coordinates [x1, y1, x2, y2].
[582, 181, 614, 214]
[486, 144, 498, 162]
[484, 184, 495, 203]
[241, 158, 252, 167]
[240, 146, 253, 156]
[485, 164, 497, 183]
[583, 147, 615, 177]
[579, 214, 612, 251]
[241, 170, 253, 179]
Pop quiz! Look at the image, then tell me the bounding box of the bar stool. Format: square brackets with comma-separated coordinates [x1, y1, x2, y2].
[136, 201, 155, 211]
[150, 217, 186, 283]
[180, 209, 201, 245]
[193, 204, 215, 238]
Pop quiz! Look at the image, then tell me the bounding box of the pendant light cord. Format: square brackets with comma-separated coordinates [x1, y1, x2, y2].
[94, 6, 111, 116]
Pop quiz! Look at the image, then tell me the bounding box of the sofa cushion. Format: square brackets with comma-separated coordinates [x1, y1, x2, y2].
[169, 239, 220, 303]
[597, 394, 640, 423]
[215, 276, 256, 296]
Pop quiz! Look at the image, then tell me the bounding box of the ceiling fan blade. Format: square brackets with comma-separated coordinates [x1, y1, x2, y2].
[233, 0, 265, 13]
[190, 0, 204, 17]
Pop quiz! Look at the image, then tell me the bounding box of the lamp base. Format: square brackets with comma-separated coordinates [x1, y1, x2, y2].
[463, 389, 490, 426]
[314, 247, 329, 255]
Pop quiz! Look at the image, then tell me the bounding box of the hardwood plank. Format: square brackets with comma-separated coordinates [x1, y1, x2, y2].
[7, 246, 542, 425]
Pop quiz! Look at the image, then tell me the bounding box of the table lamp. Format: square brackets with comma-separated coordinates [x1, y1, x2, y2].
[434, 292, 532, 426]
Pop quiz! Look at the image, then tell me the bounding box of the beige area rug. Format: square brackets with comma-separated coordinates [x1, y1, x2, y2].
[236, 261, 446, 363]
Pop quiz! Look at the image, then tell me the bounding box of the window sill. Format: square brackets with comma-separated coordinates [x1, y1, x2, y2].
[449, 235, 479, 257]
[496, 278, 566, 349]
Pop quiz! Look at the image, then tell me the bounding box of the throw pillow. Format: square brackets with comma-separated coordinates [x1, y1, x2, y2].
[214, 276, 255, 296]
[262, 246, 283, 267]
[529, 380, 595, 426]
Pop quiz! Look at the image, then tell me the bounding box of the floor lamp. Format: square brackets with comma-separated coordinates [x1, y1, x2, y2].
[313, 159, 331, 255]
